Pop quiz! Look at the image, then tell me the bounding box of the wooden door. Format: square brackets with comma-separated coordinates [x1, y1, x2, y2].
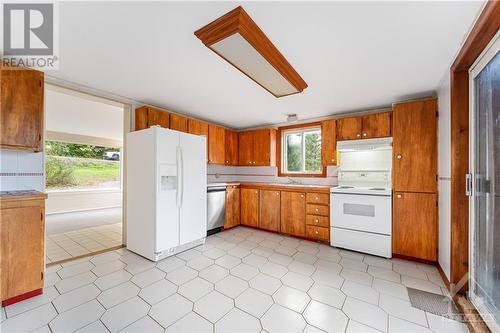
[225, 130, 238, 166]
[238, 131, 254, 166]
[1, 69, 44, 151]
[253, 129, 276, 166]
[208, 124, 225, 164]
[135, 107, 149, 130]
[393, 99, 437, 193]
[147, 107, 170, 128]
[321, 119, 336, 165]
[280, 191, 306, 237]
[188, 119, 209, 161]
[170, 114, 188, 132]
[393, 192, 437, 261]
[362, 112, 391, 139]
[336, 117, 362, 141]
[240, 188, 259, 227]
[1, 206, 44, 300]
[224, 186, 240, 229]
[259, 190, 280, 232]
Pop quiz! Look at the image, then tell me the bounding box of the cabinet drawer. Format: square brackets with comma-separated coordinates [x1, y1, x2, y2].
[306, 204, 329, 216]
[306, 215, 329, 228]
[306, 193, 329, 205]
[306, 225, 329, 241]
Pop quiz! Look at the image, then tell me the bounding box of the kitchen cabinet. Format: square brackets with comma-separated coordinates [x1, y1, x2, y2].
[393, 98, 437, 193]
[321, 119, 337, 166]
[238, 129, 276, 166]
[170, 114, 188, 132]
[224, 186, 240, 229]
[135, 106, 169, 130]
[393, 192, 437, 261]
[208, 124, 225, 165]
[241, 188, 259, 227]
[1, 194, 46, 303]
[259, 190, 280, 232]
[336, 117, 362, 141]
[1, 68, 44, 152]
[362, 112, 391, 139]
[280, 191, 306, 237]
[224, 130, 238, 166]
[306, 225, 329, 242]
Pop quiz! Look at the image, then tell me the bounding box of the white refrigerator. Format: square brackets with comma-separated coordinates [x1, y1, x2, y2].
[126, 126, 207, 261]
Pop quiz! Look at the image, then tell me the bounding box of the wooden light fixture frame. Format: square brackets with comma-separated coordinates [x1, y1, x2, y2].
[194, 6, 308, 97]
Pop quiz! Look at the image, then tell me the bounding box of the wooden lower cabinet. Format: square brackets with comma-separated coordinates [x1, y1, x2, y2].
[306, 225, 329, 242]
[1, 195, 46, 302]
[393, 192, 437, 261]
[280, 192, 306, 237]
[224, 186, 240, 229]
[240, 188, 259, 228]
[259, 190, 280, 232]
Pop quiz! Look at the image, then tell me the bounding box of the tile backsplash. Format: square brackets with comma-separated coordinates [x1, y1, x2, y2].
[0, 149, 44, 191]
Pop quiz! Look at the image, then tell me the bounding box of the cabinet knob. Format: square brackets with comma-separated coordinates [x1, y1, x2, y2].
[331, 159, 335, 162]
[363, 133, 367, 137]
[315, 231, 319, 234]
[356, 133, 361, 137]
[301, 194, 304, 198]
[315, 219, 319, 223]
[315, 196, 319, 200]
[397, 154, 402, 159]
[226, 160, 229, 163]
[315, 208, 319, 212]
[397, 194, 402, 198]
[276, 192, 279, 196]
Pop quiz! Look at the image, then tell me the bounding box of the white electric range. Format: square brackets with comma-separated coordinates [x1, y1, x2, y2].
[330, 138, 393, 258]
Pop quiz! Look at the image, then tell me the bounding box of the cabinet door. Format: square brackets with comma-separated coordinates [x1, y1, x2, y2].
[224, 186, 240, 229]
[253, 129, 276, 166]
[1, 206, 44, 300]
[336, 117, 362, 141]
[135, 107, 149, 130]
[147, 107, 170, 128]
[362, 112, 391, 139]
[321, 119, 337, 165]
[170, 114, 188, 132]
[393, 99, 437, 193]
[259, 190, 280, 232]
[225, 130, 238, 166]
[188, 119, 209, 161]
[240, 188, 259, 227]
[280, 192, 306, 236]
[393, 192, 437, 261]
[1, 69, 44, 151]
[238, 131, 254, 166]
[208, 124, 225, 164]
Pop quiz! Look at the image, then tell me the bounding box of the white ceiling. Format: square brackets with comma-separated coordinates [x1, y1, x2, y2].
[52, 1, 483, 129]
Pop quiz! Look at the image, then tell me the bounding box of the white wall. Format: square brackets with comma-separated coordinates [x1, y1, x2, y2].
[437, 72, 452, 280]
[46, 189, 122, 214]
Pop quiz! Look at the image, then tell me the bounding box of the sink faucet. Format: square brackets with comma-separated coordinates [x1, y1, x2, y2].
[287, 177, 302, 185]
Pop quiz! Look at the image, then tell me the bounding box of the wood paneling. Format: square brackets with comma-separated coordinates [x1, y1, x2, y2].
[240, 188, 259, 227]
[362, 112, 391, 139]
[306, 193, 329, 206]
[225, 130, 238, 166]
[224, 186, 240, 229]
[393, 192, 437, 261]
[393, 98, 437, 193]
[0, 68, 44, 151]
[259, 190, 280, 232]
[306, 204, 329, 217]
[306, 215, 329, 228]
[306, 225, 329, 242]
[336, 117, 362, 141]
[321, 119, 336, 166]
[238, 131, 254, 166]
[208, 124, 225, 164]
[194, 6, 308, 98]
[169, 114, 188, 132]
[280, 192, 306, 237]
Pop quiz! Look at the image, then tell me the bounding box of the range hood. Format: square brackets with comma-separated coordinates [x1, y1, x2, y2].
[337, 137, 393, 152]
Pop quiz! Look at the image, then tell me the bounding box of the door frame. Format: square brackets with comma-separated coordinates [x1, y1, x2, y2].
[449, 1, 500, 294]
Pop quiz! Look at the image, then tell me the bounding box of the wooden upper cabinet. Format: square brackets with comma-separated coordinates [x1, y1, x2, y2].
[225, 130, 238, 166]
[393, 192, 437, 261]
[170, 114, 188, 132]
[321, 119, 336, 166]
[224, 186, 240, 229]
[259, 190, 280, 232]
[238, 131, 255, 166]
[208, 124, 225, 164]
[280, 191, 306, 237]
[240, 188, 259, 227]
[393, 98, 437, 193]
[135, 107, 149, 130]
[336, 117, 362, 141]
[362, 112, 391, 139]
[135, 106, 169, 130]
[1, 68, 44, 151]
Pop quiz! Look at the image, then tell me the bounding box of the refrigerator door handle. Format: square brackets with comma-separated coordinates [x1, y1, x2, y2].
[176, 146, 183, 208]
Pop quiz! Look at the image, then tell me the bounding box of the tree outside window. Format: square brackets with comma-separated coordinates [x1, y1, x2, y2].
[283, 128, 322, 174]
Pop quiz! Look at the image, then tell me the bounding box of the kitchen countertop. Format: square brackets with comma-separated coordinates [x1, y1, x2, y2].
[0, 190, 47, 202]
[207, 182, 331, 193]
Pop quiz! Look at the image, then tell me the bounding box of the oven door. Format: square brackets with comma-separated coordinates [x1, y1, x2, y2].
[331, 193, 391, 235]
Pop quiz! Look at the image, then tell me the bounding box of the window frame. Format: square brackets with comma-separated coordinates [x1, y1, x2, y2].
[277, 122, 326, 178]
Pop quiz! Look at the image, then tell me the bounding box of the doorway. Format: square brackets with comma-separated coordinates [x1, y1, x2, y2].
[469, 32, 500, 331]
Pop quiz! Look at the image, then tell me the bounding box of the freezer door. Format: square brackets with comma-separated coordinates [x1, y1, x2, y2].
[179, 133, 207, 244]
[155, 128, 180, 252]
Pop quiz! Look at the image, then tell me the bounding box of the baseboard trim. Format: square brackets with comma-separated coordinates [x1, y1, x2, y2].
[392, 253, 436, 265]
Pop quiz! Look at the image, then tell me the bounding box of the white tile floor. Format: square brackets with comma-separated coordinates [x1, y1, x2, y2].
[1, 226, 469, 333]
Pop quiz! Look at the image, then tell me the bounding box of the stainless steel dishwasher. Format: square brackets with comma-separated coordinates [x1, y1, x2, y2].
[207, 185, 226, 235]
